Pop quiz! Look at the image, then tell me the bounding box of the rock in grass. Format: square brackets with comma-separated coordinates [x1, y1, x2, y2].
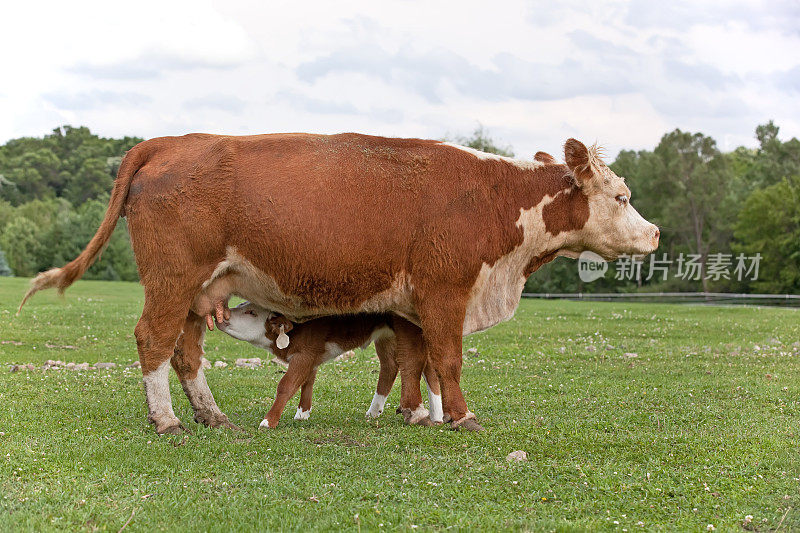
[74, 363, 91, 371]
[127, 361, 141, 368]
[335, 350, 356, 361]
[235, 358, 262, 368]
[95, 362, 117, 369]
[214, 361, 228, 368]
[623, 352, 638, 358]
[200, 357, 212, 370]
[506, 450, 528, 462]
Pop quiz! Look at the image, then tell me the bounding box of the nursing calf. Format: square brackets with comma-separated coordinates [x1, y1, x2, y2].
[19, 132, 658, 434]
[217, 302, 442, 428]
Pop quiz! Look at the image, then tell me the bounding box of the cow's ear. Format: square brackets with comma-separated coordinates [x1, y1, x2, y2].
[267, 316, 293, 335]
[564, 138, 594, 183]
[534, 151, 556, 164]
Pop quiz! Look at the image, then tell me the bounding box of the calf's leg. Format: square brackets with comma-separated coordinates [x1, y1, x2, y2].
[295, 367, 318, 420]
[260, 352, 318, 429]
[367, 336, 398, 418]
[172, 311, 239, 430]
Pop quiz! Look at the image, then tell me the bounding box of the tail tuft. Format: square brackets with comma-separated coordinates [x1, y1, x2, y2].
[17, 268, 68, 315]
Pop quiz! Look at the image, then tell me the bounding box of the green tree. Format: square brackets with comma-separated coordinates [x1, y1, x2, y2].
[64, 157, 113, 205]
[0, 248, 11, 276]
[649, 130, 736, 291]
[48, 196, 137, 281]
[451, 125, 514, 157]
[734, 177, 800, 293]
[0, 217, 43, 277]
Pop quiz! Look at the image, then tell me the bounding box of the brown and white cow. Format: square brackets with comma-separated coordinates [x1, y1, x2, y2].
[19, 132, 658, 434]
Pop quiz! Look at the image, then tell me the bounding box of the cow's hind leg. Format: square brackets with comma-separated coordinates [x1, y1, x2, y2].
[136, 289, 195, 435]
[172, 311, 240, 431]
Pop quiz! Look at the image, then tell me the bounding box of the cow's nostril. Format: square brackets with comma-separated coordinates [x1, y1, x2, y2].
[654, 228, 660, 240]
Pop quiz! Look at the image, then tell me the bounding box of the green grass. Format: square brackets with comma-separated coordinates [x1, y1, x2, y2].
[1, 276, 799, 531]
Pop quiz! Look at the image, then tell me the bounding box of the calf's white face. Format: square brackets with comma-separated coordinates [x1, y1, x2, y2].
[562, 138, 659, 260]
[216, 302, 274, 350]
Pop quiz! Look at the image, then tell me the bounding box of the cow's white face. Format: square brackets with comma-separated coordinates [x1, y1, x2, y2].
[216, 302, 274, 350]
[562, 139, 659, 261]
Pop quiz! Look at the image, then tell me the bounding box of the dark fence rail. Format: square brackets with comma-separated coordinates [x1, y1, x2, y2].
[521, 292, 800, 307]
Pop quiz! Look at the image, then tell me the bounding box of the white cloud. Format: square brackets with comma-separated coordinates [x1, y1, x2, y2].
[0, 0, 798, 158]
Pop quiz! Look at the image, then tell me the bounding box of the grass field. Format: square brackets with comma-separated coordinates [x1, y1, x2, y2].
[1, 276, 799, 531]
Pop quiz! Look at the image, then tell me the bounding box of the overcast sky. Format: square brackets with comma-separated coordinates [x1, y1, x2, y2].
[2, 0, 798, 159]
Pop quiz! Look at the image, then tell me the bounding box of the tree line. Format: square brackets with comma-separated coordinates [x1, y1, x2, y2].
[1, 124, 798, 293]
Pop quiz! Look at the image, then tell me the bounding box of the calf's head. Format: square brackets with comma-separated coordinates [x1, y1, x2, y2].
[555, 138, 659, 260]
[216, 302, 274, 350]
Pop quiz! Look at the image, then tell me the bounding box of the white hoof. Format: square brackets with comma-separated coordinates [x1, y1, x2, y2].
[294, 407, 311, 420]
[259, 418, 271, 429]
[366, 393, 387, 418]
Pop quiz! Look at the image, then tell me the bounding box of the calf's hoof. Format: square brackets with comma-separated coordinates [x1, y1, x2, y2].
[294, 407, 312, 421]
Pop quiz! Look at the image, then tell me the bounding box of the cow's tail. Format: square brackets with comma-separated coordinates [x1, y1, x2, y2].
[17, 142, 151, 314]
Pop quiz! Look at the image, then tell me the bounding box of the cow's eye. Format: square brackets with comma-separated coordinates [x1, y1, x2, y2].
[615, 194, 628, 205]
[245, 310, 256, 316]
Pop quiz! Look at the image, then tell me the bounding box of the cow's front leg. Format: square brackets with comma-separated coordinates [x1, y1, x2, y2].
[418, 291, 483, 431]
[294, 367, 318, 420]
[172, 311, 240, 431]
[260, 352, 317, 429]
